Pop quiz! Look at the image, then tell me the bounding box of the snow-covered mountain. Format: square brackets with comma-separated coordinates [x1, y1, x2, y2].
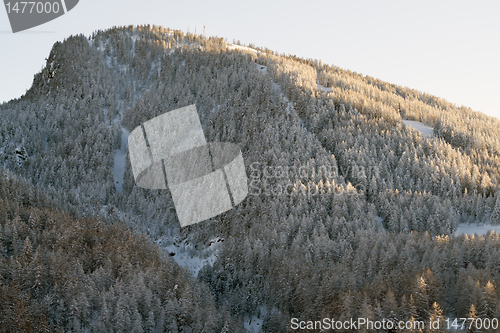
[2, 25, 500, 332]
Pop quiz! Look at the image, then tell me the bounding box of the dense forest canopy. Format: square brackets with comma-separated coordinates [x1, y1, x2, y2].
[1, 24, 500, 332]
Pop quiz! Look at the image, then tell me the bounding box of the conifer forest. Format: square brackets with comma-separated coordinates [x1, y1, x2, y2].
[2, 25, 500, 332]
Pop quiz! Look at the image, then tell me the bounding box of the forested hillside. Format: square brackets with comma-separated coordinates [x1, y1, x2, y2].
[2, 25, 500, 332]
[0, 170, 244, 332]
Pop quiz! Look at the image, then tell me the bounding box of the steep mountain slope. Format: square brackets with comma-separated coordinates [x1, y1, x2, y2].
[0, 170, 244, 332]
[2, 25, 500, 331]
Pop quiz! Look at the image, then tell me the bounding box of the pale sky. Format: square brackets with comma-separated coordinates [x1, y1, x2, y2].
[1, 0, 499, 121]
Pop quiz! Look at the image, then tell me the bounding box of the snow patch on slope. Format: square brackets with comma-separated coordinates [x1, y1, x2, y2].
[157, 236, 223, 277]
[227, 43, 258, 55]
[317, 83, 332, 93]
[255, 63, 267, 74]
[113, 127, 129, 192]
[244, 308, 265, 333]
[402, 120, 434, 138]
[455, 224, 500, 237]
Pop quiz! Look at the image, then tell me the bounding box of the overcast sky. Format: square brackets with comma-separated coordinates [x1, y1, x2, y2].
[1, 0, 499, 120]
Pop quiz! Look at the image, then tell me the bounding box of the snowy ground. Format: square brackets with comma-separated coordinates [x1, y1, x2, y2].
[455, 224, 500, 237]
[244, 308, 265, 333]
[256, 63, 267, 75]
[244, 316, 263, 333]
[226, 43, 258, 56]
[112, 127, 129, 192]
[157, 236, 223, 277]
[402, 120, 434, 138]
[317, 83, 332, 94]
